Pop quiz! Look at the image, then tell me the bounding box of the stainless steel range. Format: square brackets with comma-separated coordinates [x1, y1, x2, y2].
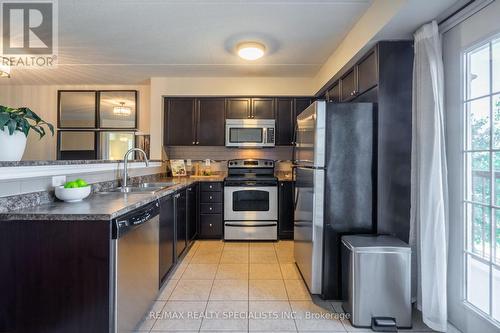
[224, 159, 278, 240]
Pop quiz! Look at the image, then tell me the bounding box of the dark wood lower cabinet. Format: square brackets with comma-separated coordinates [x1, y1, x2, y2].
[199, 214, 223, 239]
[186, 184, 198, 243]
[278, 181, 294, 240]
[175, 190, 187, 258]
[0, 220, 111, 333]
[160, 194, 175, 284]
[198, 182, 223, 239]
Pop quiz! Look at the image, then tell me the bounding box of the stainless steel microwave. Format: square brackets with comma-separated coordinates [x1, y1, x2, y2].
[225, 119, 275, 148]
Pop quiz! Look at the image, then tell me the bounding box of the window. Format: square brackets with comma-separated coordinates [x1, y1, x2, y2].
[464, 35, 500, 323]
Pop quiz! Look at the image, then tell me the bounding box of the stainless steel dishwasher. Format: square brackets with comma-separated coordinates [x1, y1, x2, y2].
[111, 200, 160, 333]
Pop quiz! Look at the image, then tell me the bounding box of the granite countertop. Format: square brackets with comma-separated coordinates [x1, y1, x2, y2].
[0, 173, 297, 221]
[0, 159, 164, 167]
[0, 175, 225, 222]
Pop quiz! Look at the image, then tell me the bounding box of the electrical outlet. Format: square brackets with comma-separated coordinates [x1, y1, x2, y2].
[52, 175, 66, 187]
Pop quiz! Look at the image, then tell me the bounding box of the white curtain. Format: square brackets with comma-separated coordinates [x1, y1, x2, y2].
[410, 20, 449, 332]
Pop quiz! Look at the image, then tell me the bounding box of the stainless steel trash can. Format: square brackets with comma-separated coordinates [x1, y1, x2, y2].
[341, 235, 412, 330]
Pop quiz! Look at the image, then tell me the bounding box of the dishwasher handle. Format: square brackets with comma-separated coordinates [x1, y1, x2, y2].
[112, 200, 160, 239]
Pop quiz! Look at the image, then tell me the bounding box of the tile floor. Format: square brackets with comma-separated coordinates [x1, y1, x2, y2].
[136, 240, 435, 333]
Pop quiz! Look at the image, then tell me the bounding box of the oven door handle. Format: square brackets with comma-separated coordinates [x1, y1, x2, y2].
[225, 223, 277, 227]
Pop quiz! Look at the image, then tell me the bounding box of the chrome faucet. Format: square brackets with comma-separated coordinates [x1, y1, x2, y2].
[122, 148, 149, 188]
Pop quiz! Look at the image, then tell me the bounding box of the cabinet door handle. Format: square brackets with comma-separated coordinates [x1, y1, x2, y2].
[192, 141, 195, 144]
[209, 185, 213, 189]
[209, 207, 213, 211]
[209, 196, 213, 200]
[209, 223, 213, 227]
[196, 141, 199, 145]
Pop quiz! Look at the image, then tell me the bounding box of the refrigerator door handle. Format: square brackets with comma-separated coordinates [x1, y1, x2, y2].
[294, 187, 299, 210]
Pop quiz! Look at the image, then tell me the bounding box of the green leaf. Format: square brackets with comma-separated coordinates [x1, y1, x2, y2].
[20, 119, 30, 137]
[0, 113, 10, 128]
[0, 105, 54, 138]
[40, 121, 54, 135]
[7, 119, 17, 135]
[30, 126, 43, 138]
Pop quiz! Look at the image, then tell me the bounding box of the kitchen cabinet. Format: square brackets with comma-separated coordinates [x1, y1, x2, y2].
[357, 50, 378, 95]
[226, 97, 274, 119]
[339, 50, 378, 102]
[198, 181, 223, 239]
[340, 69, 357, 102]
[0, 220, 111, 332]
[164, 96, 313, 147]
[276, 98, 294, 145]
[317, 41, 413, 242]
[226, 98, 251, 119]
[276, 97, 312, 145]
[164, 98, 196, 146]
[197, 98, 225, 145]
[295, 98, 312, 116]
[175, 190, 187, 258]
[186, 184, 198, 243]
[326, 83, 340, 102]
[251, 98, 275, 119]
[199, 214, 223, 239]
[278, 181, 294, 239]
[160, 194, 175, 285]
[165, 97, 225, 146]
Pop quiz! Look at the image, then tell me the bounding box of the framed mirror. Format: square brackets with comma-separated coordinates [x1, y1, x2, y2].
[99, 132, 135, 160]
[58, 91, 97, 128]
[99, 91, 137, 129]
[57, 131, 97, 160]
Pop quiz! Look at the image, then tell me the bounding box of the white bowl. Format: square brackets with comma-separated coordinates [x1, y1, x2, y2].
[55, 185, 91, 203]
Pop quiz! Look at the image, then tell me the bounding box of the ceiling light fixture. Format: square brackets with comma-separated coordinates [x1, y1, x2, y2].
[113, 102, 131, 116]
[237, 42, 265, 61]
[0, 60, 11, 78]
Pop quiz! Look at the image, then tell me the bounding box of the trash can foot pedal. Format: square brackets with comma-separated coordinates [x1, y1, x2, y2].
[371, 317, 397, 332]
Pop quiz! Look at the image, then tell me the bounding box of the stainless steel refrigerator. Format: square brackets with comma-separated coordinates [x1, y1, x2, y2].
[293, 100, 375, 299]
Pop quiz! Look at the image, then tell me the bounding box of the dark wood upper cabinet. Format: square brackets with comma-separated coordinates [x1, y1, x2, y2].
[251, 98, 275, 119]
[276, 98, 294, 145]
[316, 41, 414, 243]
[226, 98, 251, 119]
[294, 98, 312, 116]
[164, 98, 196, 146]
[340, 68, 357, 102]
[357, 50, 378, 95]
[163, 96, 312, 147]
[197, 98, 225, 145]
[327, 83, 340, 102]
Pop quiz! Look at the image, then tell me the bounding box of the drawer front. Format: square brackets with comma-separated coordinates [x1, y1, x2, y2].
[200, 182, 222, 192]
[201, 191, 222, 203]
[199, 214, 222, 238]
[200, 203, 222, 214]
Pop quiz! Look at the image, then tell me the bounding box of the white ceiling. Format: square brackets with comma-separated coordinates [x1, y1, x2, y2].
[2, 0, 461, 85]
[4, 0, 373, 84]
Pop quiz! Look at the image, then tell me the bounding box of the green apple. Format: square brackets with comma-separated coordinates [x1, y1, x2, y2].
[64, 181, 78, 189]
[75, 179, 88, 187]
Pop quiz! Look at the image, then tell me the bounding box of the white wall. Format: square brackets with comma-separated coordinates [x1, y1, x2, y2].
[149, 77, 315, 159]
[0, 84, 150, 160]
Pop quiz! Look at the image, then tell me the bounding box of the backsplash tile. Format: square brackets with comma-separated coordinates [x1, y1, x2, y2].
[166, 146, 293, 161]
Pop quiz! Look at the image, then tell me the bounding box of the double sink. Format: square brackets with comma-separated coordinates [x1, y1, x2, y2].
[104, 182, 176, 193]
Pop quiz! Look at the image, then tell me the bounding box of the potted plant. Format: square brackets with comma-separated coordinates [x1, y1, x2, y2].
[0, 106, 54, 161]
